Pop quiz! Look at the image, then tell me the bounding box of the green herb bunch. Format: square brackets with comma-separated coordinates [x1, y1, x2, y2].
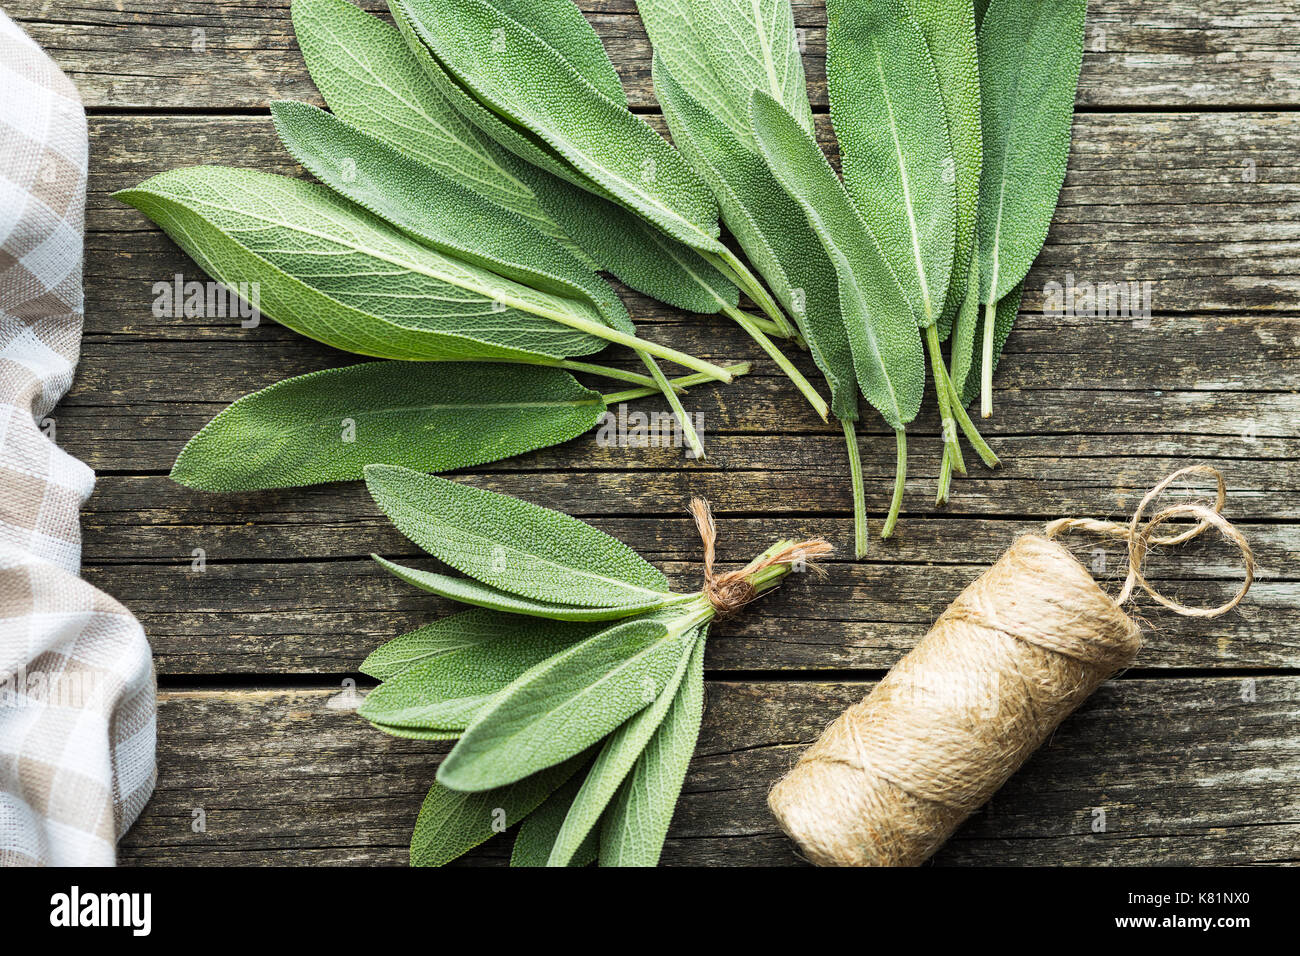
[116, 0, 819, 484]
[639, 0, 1086, 539]
[359, 465, 829, 865]
[118, 0, 1084, 520]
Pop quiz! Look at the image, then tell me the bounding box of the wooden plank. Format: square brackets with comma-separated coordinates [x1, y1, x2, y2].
[84, 112, 1300, 316]
[73, 436, 1296, 675]
[13, 1, 1300, 110]
[116, 678, 1300, 865]
[90, 553, 1298, 673]
[61, 318, 1300, 450]
[80, 497, 1300, 573]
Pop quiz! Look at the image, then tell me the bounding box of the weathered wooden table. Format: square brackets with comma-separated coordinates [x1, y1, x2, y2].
[11, 0, 1299, 865]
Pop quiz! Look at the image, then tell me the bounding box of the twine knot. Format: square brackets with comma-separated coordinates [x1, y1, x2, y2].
[688, 498, 831, 617]
[1045, 465, 1255, 618]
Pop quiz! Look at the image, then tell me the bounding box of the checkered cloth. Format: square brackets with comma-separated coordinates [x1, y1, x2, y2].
[0, 8, 155, 866]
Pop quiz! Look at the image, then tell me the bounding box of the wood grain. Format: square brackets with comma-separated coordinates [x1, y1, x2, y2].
[117, 678, 1300, 866]
[12, 1, 1300, 110]
[94, 555, 1299, 674]
[84, 112, 1300, 316]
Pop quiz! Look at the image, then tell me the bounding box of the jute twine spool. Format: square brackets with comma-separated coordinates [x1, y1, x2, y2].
[767, 466, 1255, 867]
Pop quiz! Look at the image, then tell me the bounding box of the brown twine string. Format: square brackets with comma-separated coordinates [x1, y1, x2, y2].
[689, 498, 832, 617]
[767, 466, 1256, 867]
[1045, 464, 1254, 617]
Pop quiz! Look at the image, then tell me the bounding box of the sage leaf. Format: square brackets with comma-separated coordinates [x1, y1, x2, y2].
[368, 723, 461, 742]
[976, 0, 1084, 309]
[518, 158, 741, 316]
[397, 0, 822, 413]
[390, 0, 597, 193]
[361, 609, 518, 681]
[290, 0, 583, 255]
[270, 100, 723, 447]
[974, 0, 1084, 415]
[397, 0, 722, 308]
[827, 0, 956, 331]
[650, 53, 856, 423]
[410, 750, 587, 866]
[373, 556, 680, 623]
[599, 627, 706, 866]
[438, 614, 699, 791]
[509, 770, 599, 867]
[364, 465, 673, 607]
[471, 0, 626, 105]
[359, 613, 603, 731]
[397, 0, 726, 258]
[635, 0, 815, 148]
[170, 361, 606, 492]
[115, 167, 605, 363]
[270, 101, 634, 337]
[381, 0, 746, 328]
[749, 93, 925, 436]
[949, 242, 984, 408]
[903, 0, 982, 339]
[546, 623, 703, 866]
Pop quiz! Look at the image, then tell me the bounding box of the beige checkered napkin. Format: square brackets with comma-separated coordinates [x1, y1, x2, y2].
[0, 9, 155, 866]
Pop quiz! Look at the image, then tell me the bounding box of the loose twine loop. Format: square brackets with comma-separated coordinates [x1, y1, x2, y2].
[767, 466, 1257, 867]
[689, 497, 832, 617]
[1044, 465, 1255, 618]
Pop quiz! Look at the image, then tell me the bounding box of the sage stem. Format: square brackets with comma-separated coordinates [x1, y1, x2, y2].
[722, 303, 830, 421]
[936, 444, 953, 506]
[535, 306, 734, 382]
[924, 324, 965, 477]
[980, 297, 997, 418]
[638, 353, 707, 460]
[600, 362, 752, 404]
[747, 540, 799, 594]
[552, 360, 679, 391]
[946, 381, 1000, 468]
[881, 429, 907, 540]
[707, 249, 798, 339]
[842, 418, 869, 558]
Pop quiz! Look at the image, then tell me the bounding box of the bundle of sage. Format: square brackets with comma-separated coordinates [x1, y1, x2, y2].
[119, 0, 815, 477]
[121, 0, 1085, 535]
[640, 0, 1085, 531]
[359, 465, 829, 865]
